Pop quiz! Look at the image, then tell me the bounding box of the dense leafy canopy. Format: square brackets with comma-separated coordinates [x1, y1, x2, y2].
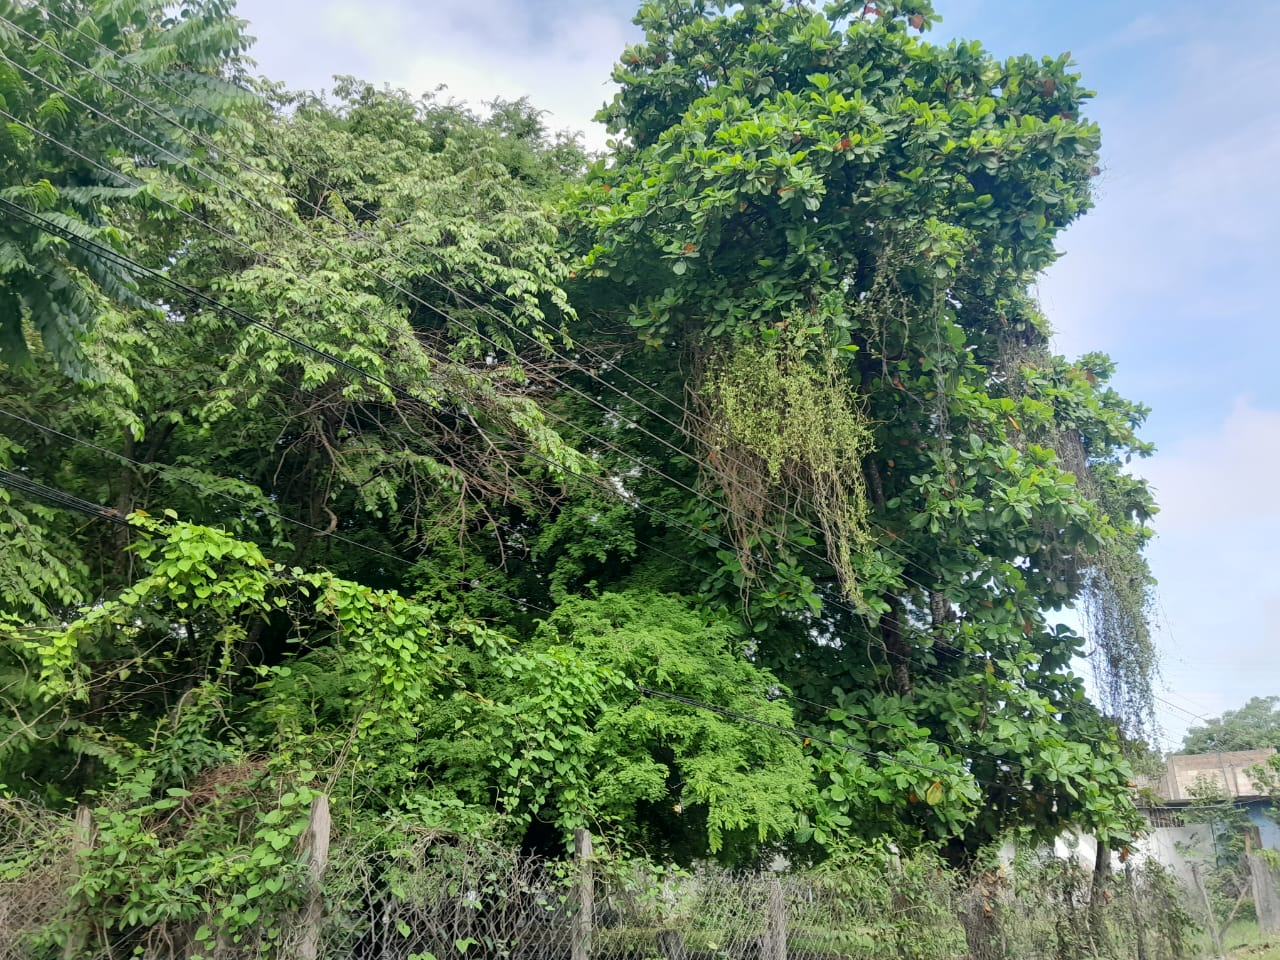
[1181, 696, 1280, 755]
[0, 0, 256, 371]
[0, 0, 1161, 920]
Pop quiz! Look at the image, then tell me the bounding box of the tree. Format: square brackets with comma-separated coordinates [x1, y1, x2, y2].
[0, 71, 594, 812]
[1182, 696, 1280, 755]
[568, 0, 1156, 857]
[0, 0, 256, 372]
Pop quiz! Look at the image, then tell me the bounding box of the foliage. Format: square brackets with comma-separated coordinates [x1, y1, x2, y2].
[698, 312, 874, 597]
[1184, 696, 1280, 755]
[0, 0, 1167, 915]
[0, 0, 256, 372]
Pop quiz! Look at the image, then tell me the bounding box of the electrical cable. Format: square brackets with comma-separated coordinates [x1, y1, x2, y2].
[0, 194, 1121, 751]
[0, 36, 1141, 739]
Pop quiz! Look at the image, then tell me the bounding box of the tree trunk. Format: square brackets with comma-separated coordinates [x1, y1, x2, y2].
[1088, 839, 1111, 956]
[959, 878, 1006, 960]
[882, 596, 912, 697]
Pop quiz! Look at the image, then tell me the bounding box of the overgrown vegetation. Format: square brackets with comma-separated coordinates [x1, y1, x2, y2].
[0, 0, 1171, 951]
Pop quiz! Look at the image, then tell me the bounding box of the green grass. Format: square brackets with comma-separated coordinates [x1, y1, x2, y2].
[1230, 942, 1280, 960]
[1217, 919, 1280, 959]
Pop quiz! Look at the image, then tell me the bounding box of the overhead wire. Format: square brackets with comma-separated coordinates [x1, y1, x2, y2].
[0, 197, 756, 627]
[1, 191, 1118, 760]
[0, 10, 1229, 826]
[0, 408, 553, 617]
[0, 467, 129, 525]
[0, 29, 1137, 744]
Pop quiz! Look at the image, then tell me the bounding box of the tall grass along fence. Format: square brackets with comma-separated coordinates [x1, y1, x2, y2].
[0, 796, 1197, 960]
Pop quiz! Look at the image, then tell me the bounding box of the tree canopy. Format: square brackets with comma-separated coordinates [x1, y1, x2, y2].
[0, 0, 1161, 915]
[1181, 696, 1280, 755]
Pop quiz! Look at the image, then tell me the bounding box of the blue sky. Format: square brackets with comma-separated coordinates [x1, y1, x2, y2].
[236, 0, 1280, 749]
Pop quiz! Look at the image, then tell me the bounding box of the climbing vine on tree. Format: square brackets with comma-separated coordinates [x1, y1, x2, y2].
[0, 0, 1165, 924]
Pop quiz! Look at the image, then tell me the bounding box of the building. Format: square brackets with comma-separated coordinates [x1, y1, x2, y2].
[1146, 748, 1278, 805]
[1132, 748, 1279, 887]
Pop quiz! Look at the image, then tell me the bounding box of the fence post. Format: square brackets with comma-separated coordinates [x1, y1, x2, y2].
[1123, 861, 1148, 960]
[62, 804, 95, 960]
[294, 794, 331, 960]
[572, 828, 593, 960]
[1249, 851, 1280, 934]
[767, 877, 787, 960]
[1190, 864, 1226, 960]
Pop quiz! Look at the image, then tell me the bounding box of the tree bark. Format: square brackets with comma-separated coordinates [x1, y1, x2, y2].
[882, 596, 912, 697]
[1088, 838, 1111, 956]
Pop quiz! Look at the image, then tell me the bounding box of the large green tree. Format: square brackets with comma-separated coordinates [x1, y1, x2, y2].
[1182, 696, 1280, 755]
[0, 0, 1164, 908]
[566, 0, 1157, 856]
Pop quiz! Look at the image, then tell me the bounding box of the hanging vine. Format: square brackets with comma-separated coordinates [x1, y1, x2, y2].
[997, 332, 1159, 740]
[693, 320, 875, 599]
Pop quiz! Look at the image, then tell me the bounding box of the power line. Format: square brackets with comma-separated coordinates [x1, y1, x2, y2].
[0, 18, 980, 616]
[0, 88, 833, 624]
[0, 187, 1119, 753]
[0, 468, 128, 525]
[4, 404, 1041, 773]
[0, 408, 553, 617]
[0, 50, 1136, 737]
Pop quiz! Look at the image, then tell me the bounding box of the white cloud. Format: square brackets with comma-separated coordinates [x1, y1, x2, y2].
[1040, 18, 1280, 358]
[1134, 399, 1280, 746]
[1140, 398, 1280, 533]
[317, 0, 634, 147]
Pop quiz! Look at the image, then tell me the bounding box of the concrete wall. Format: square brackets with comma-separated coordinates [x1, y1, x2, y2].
[1132, 823, 1214, 889]
[1247, 800, 1280, 850]
[994, 802, 1277, 889]
[1151, 749, 1277, 802]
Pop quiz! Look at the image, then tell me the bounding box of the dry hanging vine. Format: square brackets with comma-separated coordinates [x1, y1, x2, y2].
[693, 323, 875, 600]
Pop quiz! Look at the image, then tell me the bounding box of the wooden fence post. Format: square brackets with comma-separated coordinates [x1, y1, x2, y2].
[62, 804, 95, 960]
[1190, 864, 1226, 960]
[572, 829, 593, 960]
[1249, 851, 1280, 934]
[294, 794, 331, 960]
[767, 877, 787, 960]
[1123, 861, 1149, 960]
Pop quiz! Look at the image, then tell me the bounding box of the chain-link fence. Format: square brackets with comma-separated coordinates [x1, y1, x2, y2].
[0, 797, 1203, 960]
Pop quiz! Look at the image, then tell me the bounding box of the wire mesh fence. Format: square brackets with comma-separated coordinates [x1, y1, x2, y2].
[0, 797, 1206, 960]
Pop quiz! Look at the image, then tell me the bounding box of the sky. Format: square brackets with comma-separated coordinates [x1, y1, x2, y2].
[234, 0, 1280, 751]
